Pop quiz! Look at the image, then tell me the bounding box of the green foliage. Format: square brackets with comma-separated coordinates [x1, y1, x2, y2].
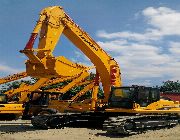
[1, 78, 36, 93]
[160, 80, 180, 93]
[41, 80, 70, 90]
[57, 73, 104, 100]
[87, 73, 96, 80]
[98, 87, 104, 99]
[0, 72, 105, 100]
[61, 85, 85, 100]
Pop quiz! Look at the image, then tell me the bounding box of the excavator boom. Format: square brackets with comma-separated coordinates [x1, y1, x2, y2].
[0, 72, 27, 85]
[20, 6, 122, 102]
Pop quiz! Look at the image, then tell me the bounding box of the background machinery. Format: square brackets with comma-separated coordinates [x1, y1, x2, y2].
[0, 72, 28, 119]
[0, 58, 93, 119]
[22, 67, 97, 118]
[20, 6, 180, 134]
[0, 72, 27, 85]
[23, 78, 96, 118]
[0, 72, 27, 120]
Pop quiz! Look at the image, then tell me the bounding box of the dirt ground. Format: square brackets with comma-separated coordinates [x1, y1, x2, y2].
[0, 120, 179, 140]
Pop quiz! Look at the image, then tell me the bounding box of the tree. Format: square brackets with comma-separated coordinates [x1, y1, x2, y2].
[1, 73, 104, 100]
[160, 80, 180, 93]
[43, 72, 104, 100]
[1, 78, 37, 93]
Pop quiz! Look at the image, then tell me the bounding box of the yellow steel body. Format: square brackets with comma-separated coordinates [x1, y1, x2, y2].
[106, 99, 180, 113]
[27, 79, 96, 115]
[3, 56, 91, 103]
[21, 6, 180, 114]
[0, 104, 23, 113]
[0, 103, 24, 117]
[21, 6, 122, 103]
[0, 72, 27, 85]
[46, 70, 90, 93]
[0, 59, 92, 119]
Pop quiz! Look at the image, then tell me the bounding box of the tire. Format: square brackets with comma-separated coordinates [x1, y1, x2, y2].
[37, 108, 58, 116]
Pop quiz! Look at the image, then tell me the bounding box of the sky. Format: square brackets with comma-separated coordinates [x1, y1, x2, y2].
[0, 0, 180, 86]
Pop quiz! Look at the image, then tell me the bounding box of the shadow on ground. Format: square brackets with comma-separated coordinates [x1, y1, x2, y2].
[95, 131, 133, 138]
[0, 122, 35, 134]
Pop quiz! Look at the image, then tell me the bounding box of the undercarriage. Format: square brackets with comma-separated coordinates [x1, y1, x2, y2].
[31, 112, 180, 134]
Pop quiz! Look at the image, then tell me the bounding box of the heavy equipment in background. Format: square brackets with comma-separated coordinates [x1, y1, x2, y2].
[0, 56, 92, 103]
[0, 59, 92, 119]
[20, 6, 180, 134]
[23, 78, 97, 118]
[0, 72, 27, 85]
[0, 71, 32, 103]
[22, 68, 96, 118]
[0, 72, 48, 104]
[0, 72, 91, 120]
[0, 72, 28, 119]
[4, 67, 91, 103]
[0, 92, 24, 120]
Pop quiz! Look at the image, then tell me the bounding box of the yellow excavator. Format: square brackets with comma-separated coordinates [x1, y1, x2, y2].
[24, 78, 96, 117]
[0, 72, 27, 85]
[0, 72, 91, 120]
[22, 66, 95, 118]
[0, 59, 92, 119]
[20, 6, 180, 134]
[4, 67, 91, 103]
[0, 72, 28, 119]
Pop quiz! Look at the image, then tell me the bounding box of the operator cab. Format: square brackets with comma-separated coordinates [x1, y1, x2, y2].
[108, 86, 160, 108]
[29, 91, 52, 106]
[23, 91, 63, 118]
[28, 91, 65, 106]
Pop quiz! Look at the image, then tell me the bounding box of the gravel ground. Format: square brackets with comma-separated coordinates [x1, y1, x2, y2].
[0, 120, 179, 140]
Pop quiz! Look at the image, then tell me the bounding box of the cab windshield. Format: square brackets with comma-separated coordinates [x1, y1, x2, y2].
[108, 87, 135, 108]
[111, 87, 135, 101]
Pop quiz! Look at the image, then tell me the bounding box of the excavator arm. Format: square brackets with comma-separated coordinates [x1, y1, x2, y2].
[46, 70, 90, 93]
[20, 6, 122, 102]
[0, 72, 27, 85]
[4, 57, 92, 103]
[4, 78, 49, 103]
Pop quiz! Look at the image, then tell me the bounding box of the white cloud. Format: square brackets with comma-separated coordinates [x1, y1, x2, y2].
[71, 51, 95, 73]
[167, 63, 180, 81]
[128, 80, 152, 86]
[143, 7, 180, 35]
[97, 30, 161, 42]
[0, 63, 23, 74]
[96, 7, 180, 85]
[97, 7, 180, 43]
[169, 42, 180, 56]
[74, 51, 83, 58]
[98, 41, 173, 80]
[64, 7, 180, 86]
[70, 51, 93, 67]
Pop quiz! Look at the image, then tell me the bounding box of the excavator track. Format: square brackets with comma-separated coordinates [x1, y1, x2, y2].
[103, 114, 179, 134]
[32, 112, 179, 135]
[31, 112, 106, 129]
[32, 113, 82, 129]
[31, 115, 51, 129]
